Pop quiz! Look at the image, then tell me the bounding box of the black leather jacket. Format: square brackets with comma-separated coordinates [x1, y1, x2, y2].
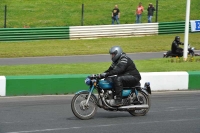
[171, 40, 184, 53]
[147, 6, 155, 16]
[104, 53, 141, 81]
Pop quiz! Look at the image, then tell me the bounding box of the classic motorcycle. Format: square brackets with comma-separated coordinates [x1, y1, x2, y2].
[71, 74, 151, 120]
[163, 44, 195, 58]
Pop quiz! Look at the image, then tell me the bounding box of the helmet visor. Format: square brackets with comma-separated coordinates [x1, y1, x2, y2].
[110, 53, 115, 60]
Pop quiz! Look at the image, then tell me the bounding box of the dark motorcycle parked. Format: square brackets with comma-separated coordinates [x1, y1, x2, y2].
[71, 74, 151, 120]
[163, 44, 199, 58]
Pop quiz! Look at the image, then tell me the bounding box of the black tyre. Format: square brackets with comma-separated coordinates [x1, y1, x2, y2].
[71, 92, 97, 120]
[190, 51, 195, 57]
[128, 91, 151, 116]
[166, 55, 169, 58]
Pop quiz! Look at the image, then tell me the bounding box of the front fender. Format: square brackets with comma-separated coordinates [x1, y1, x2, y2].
[75, 90, 89, 94]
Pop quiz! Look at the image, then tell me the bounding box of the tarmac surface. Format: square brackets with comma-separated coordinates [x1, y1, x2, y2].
[1, 51, 200, 65]
[0, 91, 200, 133]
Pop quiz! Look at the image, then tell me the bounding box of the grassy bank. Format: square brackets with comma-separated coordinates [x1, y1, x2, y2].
[0, 33, 200, 58]
[0, 0, 200, 27]
[0, 57, 200, 76]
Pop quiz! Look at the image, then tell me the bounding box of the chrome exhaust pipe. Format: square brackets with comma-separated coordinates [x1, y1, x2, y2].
[118, 104, 149, 109]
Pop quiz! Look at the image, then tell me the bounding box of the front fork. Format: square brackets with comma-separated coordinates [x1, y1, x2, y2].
[85, 85, 95, 105]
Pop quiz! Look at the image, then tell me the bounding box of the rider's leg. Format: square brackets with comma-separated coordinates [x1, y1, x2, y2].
[175, 48, 183, 57]
[114, 75, 139, 106]
[114, 76, 123, 106]
[176, 49, 183, 56]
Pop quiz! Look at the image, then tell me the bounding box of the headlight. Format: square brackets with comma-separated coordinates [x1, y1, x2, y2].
[85, 77, 91, 86]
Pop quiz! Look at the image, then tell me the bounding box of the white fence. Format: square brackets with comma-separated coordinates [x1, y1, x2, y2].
[70, 23, 159, 39]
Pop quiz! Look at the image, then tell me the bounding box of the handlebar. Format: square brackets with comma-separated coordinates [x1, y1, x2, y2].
[88, 74, 117, 79]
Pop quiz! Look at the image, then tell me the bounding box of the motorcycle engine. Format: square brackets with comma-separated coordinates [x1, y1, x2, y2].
[104, 90, 113, 100]
[103, 90, 131, 106]
[104, 90, 116, 106]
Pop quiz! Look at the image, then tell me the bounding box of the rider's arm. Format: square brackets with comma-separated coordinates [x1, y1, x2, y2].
[106, 57, 127, 76]
[179, 42, 184, 45]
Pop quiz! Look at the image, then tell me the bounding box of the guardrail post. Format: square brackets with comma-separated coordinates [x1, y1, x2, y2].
[81, 4, 84, 26]
[4, 5, 7, 28]
[155, 0, 158, 22]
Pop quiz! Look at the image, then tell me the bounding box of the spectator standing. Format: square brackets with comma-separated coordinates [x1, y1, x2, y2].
[147, 3, 155, 23]
[135, 2, 144, 23]
[112, 5, 120, 24]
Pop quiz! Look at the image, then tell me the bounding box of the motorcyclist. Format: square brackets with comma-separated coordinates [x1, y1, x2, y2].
[100, 46, 141, 106]
[171, 36, 184, 56]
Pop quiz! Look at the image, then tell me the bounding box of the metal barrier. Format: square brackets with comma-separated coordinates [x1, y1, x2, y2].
[0, 21, 191, 41]
[0, 27, 70, 41]
[158, 21, 190, 34]
[70, 23, 158, 39]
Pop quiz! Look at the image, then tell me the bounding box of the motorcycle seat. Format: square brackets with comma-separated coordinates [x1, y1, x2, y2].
[123, 82, 141, 90]
[134, 82, 141, 88]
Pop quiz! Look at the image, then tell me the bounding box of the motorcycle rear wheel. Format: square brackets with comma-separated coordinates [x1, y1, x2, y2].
[128, 91, 151, 116]
[71, 92, 97, 120]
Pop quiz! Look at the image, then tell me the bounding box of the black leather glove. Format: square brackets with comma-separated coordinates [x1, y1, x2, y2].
[100, 73, 108, 78]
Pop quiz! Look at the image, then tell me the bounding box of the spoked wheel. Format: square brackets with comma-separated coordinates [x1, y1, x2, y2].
[128, 91, 151, 116]
[71, 92, 97, 120]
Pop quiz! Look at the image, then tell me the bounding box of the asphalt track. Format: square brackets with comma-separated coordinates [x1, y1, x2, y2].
[1, 50, 200, 65]
[0, 91, 200, 133]
[0, 52, 163, 65]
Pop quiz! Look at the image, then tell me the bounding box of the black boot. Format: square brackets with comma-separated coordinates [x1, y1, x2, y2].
[114, 78, 123, 106]
[114, 96, 123, 106]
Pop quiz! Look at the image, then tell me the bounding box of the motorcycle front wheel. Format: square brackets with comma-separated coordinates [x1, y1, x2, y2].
[71, 92, 97, 120]
[128, 91, 151, 116]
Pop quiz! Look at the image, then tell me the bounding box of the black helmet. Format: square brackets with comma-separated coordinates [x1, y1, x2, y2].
[109, 46, 123, 62]
[175, 36, 180, 42]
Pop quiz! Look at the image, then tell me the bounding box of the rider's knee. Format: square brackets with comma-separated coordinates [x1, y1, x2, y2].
[115, 76, 123, 83]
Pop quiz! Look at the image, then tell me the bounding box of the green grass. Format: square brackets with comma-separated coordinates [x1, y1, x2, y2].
[0, 57, 200, 76]
[0, 1, 200, 76]
[0, 33, 200, 58]
[0, 32, 200, 76]
[0, 0, 200, 27]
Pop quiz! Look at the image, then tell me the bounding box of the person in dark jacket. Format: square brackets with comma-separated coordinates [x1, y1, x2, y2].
[100, 46, 141, 106]
[112, 5, 120, 24]
[147, 3, 155, 23]
[171, 36, 184, 56]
